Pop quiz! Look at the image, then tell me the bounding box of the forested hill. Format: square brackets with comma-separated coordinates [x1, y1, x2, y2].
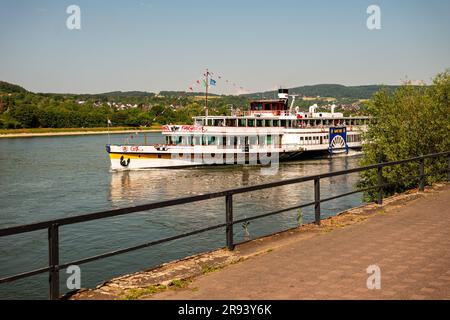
[245, 84, 402, 99]
[0, 80, 401, 100]
[0, 81, 28, 94]
[0, 80, 221, 99]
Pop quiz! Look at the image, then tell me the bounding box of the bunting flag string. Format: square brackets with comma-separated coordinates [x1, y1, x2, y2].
[186, 69, 250, 94]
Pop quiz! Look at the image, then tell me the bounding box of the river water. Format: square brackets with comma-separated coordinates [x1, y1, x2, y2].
[0, 132, 364, 299]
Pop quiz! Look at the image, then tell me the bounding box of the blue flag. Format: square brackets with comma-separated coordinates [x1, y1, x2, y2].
[210, 78, 217, 86]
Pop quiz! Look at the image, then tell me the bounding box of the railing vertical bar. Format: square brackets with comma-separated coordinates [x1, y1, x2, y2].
[225, 194, 234, 250]
[448, 154, 450, 182]
[419, 158, 425, 192]
[314, 178, 321, 225]
[48, 224, 60, 300]
[377, 165, 383, 205]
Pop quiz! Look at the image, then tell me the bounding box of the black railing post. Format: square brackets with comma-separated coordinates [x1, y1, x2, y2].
[314, 178, 321, 225]
[419, 158, 425, 192]
[448, 153, 450, 182]
[377, 165, 383, 205]
[48, 223, 60, 300]
[225, 194, 234, 250]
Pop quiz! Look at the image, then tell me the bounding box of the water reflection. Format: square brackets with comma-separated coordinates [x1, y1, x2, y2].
[108, 152, 364, 221]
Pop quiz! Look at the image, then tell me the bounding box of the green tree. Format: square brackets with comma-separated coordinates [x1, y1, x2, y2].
[359, 71, 450, 200]
[9, 104, 40, 128]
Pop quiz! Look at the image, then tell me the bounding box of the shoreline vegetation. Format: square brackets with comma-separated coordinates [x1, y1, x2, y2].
[0, 81, 375, 132]
[359, 70, 450, 201]
[0, 126, 162, 138]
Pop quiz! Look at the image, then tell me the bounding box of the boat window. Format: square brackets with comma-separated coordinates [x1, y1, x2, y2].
[207, 136, 216, 145]
[253, 102, 263, 110]
[238, 119, 246, 127]
[257, 119, 264, 127]
[265, 120, 272, 127]
[267, 135, 272, 145]
[248, 119, 255, 127]
[273, 120, 279, 127]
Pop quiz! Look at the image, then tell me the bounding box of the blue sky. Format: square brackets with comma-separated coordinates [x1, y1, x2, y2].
[0, 0, 449, 94]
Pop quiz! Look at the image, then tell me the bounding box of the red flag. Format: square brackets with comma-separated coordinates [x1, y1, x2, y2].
[196, 80, 200, 84]
[189, 86, 193, 91]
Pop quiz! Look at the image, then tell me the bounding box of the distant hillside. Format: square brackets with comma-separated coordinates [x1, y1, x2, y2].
[0, 80, 403, 100]
[38, 91, 156, 100]
[97, 91, 155, 98]
[245, 84, 402, 100]
[0, 81, 27, 94]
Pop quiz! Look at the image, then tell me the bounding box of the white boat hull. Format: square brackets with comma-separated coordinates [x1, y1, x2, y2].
[107, 124, 365, 170]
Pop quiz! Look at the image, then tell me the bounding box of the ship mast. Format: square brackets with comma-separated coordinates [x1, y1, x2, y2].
[205, 69, 209, 118]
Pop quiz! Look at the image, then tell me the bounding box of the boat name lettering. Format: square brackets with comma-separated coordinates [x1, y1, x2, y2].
[121, 146, 142, 152]
[162, 125, 206, 133]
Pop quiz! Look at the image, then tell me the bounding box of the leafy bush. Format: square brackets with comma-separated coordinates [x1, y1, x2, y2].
[359, 71, 450, 200]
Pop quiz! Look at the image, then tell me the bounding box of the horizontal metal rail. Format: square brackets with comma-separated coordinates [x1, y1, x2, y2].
[1, 151, 448, 238]
[0, 151, 449, 299]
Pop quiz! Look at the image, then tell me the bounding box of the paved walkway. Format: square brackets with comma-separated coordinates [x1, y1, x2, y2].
[151, 185, 450, 300]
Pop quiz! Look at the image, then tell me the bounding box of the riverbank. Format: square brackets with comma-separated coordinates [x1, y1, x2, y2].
[70, 183, 450, 300]
[0, 127, 161, 138]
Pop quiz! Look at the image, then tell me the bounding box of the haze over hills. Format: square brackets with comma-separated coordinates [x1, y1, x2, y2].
[0, 80, 403, 100]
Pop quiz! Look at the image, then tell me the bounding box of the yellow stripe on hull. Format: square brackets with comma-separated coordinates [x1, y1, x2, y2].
[109, 153, 172, 160]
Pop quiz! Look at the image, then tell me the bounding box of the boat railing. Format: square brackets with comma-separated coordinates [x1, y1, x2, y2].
[242, 110, 292, 117]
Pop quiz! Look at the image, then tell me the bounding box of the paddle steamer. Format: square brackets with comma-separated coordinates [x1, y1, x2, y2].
[107, 75, 369, 170]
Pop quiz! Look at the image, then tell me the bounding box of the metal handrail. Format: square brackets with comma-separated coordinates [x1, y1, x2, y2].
[1, 151, 449, 299]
